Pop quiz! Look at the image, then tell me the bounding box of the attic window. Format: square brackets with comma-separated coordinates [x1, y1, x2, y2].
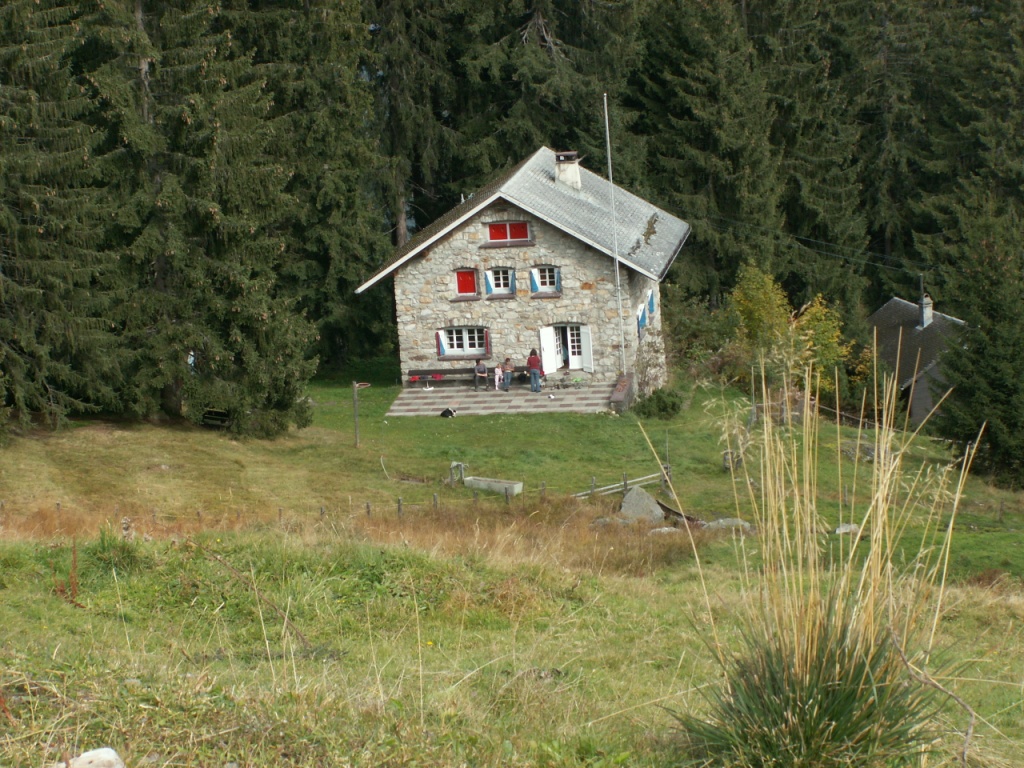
[486, 221, 531, 245]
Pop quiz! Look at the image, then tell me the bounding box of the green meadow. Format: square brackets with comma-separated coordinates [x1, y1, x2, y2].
[2, 367, 1023, 766]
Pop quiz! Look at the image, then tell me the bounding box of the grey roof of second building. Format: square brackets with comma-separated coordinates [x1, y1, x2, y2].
[356, 146, 691, 293]
[868, 297, 965, 389]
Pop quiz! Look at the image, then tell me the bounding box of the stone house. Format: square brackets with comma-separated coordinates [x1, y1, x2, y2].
[356, 147, 691, 395]
[869, 293, 964, 425]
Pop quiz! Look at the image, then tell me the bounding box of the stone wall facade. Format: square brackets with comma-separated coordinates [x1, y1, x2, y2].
[394, 201, 668, 392]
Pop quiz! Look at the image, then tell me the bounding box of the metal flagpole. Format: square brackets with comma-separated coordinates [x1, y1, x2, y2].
[604, 93, 627, 375]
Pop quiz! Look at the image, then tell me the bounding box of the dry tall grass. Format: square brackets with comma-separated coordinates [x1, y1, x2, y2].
[667, 363, 980, 767]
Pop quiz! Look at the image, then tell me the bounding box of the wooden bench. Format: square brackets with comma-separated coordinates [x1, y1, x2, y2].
[406, 365, 531, 388]
[201, 408, 231, 428]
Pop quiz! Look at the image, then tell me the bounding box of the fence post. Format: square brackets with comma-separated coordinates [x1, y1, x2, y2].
[473, 490, 479, 506]
[397, 498, 403, 518]
[505, 487, 511, 505]
[623, 472, 628, 493]
[320, 506, 325, 522]
[366, 501, 371, 517]
[540, 482, 546, 501]
[433, 493, 439, 512]
[278, 507, 283, 525]
[591, 477, 596, 496]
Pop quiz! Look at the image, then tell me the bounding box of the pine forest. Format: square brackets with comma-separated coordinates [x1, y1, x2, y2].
[2, 0, 1023, 479]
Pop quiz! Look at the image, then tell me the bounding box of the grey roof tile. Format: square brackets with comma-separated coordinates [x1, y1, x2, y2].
[356, 146, 690, 293]
[868, 297, 964, 389]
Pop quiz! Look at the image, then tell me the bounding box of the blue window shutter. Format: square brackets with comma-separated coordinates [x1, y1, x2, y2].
[648, 291, 655, 314]
[436, 331, 446, 356]
[510, 270, 516, 294]
[555, 269, 561, 292]
[530, 269, 539, 293]
[485, 271, 493, 295]
[639, 307, 648, 330]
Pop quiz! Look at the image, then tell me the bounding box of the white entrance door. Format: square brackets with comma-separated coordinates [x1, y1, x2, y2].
[539, 326, 559, 375]
[580, 325, 594, 372]
[541, 325, 593, 372]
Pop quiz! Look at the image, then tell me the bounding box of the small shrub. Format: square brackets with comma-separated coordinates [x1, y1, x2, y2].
[672, 367, 973, 767]
[82, 526, 144, 575]
[675, 592, 941, 767]
[632, 388, 683, 420]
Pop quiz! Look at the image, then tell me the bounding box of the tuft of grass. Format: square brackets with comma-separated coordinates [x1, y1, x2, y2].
[671, 363, 978, 767]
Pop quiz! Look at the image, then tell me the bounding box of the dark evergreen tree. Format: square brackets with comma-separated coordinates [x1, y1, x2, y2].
[0, 0, 119, 431]
[220, 0, 393, 365]
[629, 0, 784, 298]
[362, 0, 460, 245]
[741, 0, 868, 322]
[926, 188, 1024, 485]
[451, 0, 644, 194]
[834, 0, 943, 305]
[917, 2, 1024, 483]
[84, 0, 316, 435]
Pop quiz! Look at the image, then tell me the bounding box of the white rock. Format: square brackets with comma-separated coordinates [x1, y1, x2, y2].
[834, 523, 860, 536]
[49, 748, 125, 768]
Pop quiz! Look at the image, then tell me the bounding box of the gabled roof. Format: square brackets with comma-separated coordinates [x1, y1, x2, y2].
[868, 297, 964, 389]
[355, 146, 691, 294]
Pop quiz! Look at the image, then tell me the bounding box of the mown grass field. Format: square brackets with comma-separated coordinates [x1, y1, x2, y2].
[2, 365, 1024, 766]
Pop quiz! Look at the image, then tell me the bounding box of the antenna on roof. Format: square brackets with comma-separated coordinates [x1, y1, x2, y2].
[604, 93, 627, 375]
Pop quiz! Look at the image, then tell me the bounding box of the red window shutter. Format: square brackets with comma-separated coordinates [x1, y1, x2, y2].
[509, 221, 529, 240]
[484, 329, 491, 356]
[488, 223, 508, 241]
[436, 331, 442, 356]
[456, 269, 477, 294]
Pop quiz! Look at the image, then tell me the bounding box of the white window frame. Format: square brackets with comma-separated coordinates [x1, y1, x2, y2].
[485, 267, 516, 297]
[438, 326, 490, 358]
[530, 265, 561, 295]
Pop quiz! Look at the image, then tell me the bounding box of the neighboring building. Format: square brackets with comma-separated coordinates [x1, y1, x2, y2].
[356, 147, 691, 395]
[868, 294, 964, 425]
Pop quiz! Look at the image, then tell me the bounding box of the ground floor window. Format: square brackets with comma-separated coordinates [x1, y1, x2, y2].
[437, 326, 490, 358]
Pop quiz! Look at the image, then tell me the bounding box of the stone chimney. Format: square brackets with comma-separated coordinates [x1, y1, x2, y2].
[918, 293, 934, 329]
[554, 150, 581, 192]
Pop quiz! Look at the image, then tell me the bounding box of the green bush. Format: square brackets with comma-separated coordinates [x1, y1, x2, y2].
[632, 388, 683, 420]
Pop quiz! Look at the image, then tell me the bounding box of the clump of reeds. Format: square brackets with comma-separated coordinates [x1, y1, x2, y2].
[672, 362, 976, 767]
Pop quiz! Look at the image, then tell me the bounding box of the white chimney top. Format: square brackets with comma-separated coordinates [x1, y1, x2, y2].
[554, 150, 581, 192]
[918, 293, 934, 329]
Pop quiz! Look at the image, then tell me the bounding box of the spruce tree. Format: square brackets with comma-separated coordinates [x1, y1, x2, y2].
[451, 0, 644, 194]
[221, 1, 393, 365]
[742, 0, 868, 320]
[84, 0, 316, 435]
[834, 0, 939, 304]
[362, 0, 460, 244]
[926, 189, 1024, 485]
[628, 0, 784, 298]
[0, 0, 119, 431]
[917, 2, 1024, 483]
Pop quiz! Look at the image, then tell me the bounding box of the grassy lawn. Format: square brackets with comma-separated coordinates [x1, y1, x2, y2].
[2, 364, 1024, 766]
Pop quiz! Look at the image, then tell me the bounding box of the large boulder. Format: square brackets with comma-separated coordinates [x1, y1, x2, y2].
[618, 486, 665, 523]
